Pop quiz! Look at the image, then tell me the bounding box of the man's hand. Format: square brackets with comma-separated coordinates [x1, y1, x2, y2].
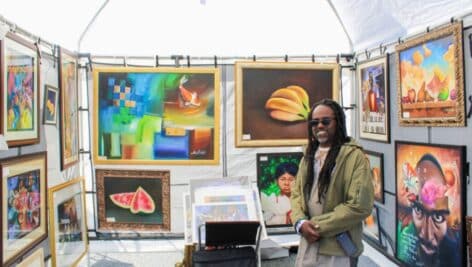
[299, 221, 320, 243]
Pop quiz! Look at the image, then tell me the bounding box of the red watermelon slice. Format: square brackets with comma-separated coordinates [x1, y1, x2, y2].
[109, 192, 135, 209]
[130, 187, 155, 214]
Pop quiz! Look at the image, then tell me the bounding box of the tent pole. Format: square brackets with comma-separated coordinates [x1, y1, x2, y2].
[77, 0, 110, 53]
[326, 0, 353, 51]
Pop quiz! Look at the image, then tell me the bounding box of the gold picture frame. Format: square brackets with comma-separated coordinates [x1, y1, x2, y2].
[48, 177, 88, 267]
[235, 61, 340, 147]
[58, 47, 79, 170]
[396, 22, 465, 127]
[93, 67, 220, 165]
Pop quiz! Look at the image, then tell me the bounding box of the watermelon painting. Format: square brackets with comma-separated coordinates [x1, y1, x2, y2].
[109, 187, 156, 214]
[109, 192, 135, 209]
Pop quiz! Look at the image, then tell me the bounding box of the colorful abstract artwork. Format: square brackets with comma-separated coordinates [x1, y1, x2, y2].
[395, 141, 466, 267]
[96, 169, 170, 231]
[357, 55, 390, 142]
[1, 152, 47, 266]
[396, 22, 465, 126]
[364, 150, 384, 203]
[0, 33, 40, 147]
[256, 152, 303, 227]
[7, 170, 41, 240]
[93, 67, 220, 165]
[43, 85, 58, 125]
[48, 177, 87, 267]
[235, 61, 339, 147]
[58, 48, 79, 170]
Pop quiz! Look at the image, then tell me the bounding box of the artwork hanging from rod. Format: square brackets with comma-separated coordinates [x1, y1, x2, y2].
[93, 67, 220, 165]
[396, 22, 465, 127]
[0, 32, 40, 147]
[357, 55, 390, 142]
[234, 61, 340, 147]
[58, 47, 80, 170]
[395, 141, 466, 266]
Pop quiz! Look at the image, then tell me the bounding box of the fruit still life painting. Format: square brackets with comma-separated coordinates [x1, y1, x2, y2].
[397, 23, 464, 126]
[236, 62, 339, 146]
[110, 187, 156, 214]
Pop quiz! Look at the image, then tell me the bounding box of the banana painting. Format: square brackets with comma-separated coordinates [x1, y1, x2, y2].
[265, 85, 310, 122]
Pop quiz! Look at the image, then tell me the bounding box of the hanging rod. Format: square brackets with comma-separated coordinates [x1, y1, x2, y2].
[0, 14, 55, 50]
[354, 9, 472, 60]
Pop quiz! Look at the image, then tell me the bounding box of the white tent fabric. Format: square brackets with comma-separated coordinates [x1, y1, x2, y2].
[0, 0, 349, 56]
[331, 0, 472, 51]
[2, 0, 472, 56]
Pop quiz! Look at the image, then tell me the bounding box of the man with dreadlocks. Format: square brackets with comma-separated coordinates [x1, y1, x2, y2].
[290, 99, 374, 267]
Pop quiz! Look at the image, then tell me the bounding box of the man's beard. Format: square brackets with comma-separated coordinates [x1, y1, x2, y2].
[315, 131, 329, 144]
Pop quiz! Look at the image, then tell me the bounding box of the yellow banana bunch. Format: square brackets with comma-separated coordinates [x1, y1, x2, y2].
[265, 85, 310, 122]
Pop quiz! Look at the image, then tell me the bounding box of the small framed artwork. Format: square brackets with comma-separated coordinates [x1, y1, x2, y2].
[364, 150, 384, 203]
[93, 67, 220, 165]
[16, 247, 44, 267]
[0, 32, 40, 147]
[58, 47, 79, 170]
[43, 85, 59, 125]
[396, 22, 465, 127]
[96, 169, 170, 232]
[235, 61, 340, 147]
[363, 205, 382, 247]
[357, 55, 390, 142]
[395, 141, 466, 267]
[48, 177, 88, 267]
[256, 152, 303, 228]
[1, 152, 47, 266]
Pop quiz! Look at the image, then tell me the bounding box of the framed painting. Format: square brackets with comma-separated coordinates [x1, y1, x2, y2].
[364, 150, 384, 203]
[395, 141, 466, 267]
[256, 152, 303, 228]
[48, 177, 88, 267]
[96, 169, 170, 232]
[396, 22, 465, 127]
[363, 205, 382, 247]
[93, 67, 220, 165]
[58, 47, 79, 170]
[0, 32, 40, 147]
[1, 152, 47, 266]
[16, 247, 44, 267]
[43, 84, 58, 125]
[235, 61, 340, 147]
[357, 55, 390, 142]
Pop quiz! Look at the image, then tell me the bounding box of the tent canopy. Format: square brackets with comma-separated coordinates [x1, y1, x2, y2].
[1, 0, 472, 56]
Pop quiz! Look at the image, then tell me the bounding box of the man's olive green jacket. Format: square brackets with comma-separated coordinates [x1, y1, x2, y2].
[290, 139, 374, 257]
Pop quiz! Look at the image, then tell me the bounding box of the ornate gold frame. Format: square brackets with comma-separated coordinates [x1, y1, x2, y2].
[96, 169, 171, 232]
[396, 22, 465, 127]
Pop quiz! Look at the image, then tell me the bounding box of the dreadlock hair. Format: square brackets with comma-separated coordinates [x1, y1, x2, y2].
[304, 99, 350, 203]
